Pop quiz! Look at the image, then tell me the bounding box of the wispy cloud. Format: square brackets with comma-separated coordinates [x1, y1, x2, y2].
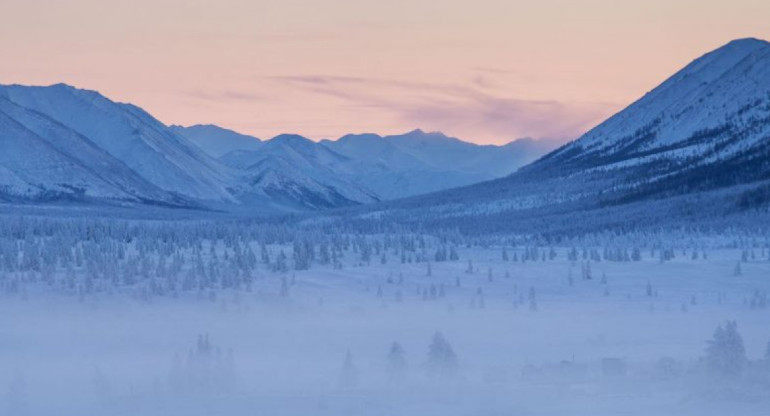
[270, 75, 618, 143]
[181, 89, 265, 103]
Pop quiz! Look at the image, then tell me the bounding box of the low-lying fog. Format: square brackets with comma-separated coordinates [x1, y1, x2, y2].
[1, 247, 769, 415]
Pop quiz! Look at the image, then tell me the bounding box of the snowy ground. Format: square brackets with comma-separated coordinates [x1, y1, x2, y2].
[1, 246, 769, 416]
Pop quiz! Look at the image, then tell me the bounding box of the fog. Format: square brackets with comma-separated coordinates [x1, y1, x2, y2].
[2, 241, 769, 415]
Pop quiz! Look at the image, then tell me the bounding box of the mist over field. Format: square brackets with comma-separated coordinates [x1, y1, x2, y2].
[0, 217, 768, 416]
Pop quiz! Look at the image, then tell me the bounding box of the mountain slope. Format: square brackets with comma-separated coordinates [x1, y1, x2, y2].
[319, 132, 487, 199]
[318, 130, 556, 198]
[0, 83, 558, 211]
[531, 37, 770, 200]
[0, 84, 233, 202]
[0, 95, 185, 204]
[0, 84, 379, 211]
[218, 129, 550, 202]
[343, 38, 770, 233]
[223, 134, 380, 208]
[387, 130, 559, 177]
[171, 124, 262, 158]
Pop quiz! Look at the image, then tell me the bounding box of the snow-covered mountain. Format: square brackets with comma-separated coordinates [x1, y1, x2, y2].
[0, 84, 553, 212]
[222, 134, 380, 209]
[171, 124, 262, 158]
[529, 37, 770, 203]
[0, 84, 233, 203]
[321, 130, 554, 198]
[1, 83, 548, 210]
[319, 131, 491, 199]
[354, 38, 770, 232]
[214, 129, 554, 201]
[0, 95, 180, 204]
[382, 129, 558, 178]
[0, 84, 376, 210]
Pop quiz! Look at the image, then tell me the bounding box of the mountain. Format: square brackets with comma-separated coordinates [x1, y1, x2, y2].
[382, 129, 557, 178]
[0, 95, 179, 204]
[0, 84, 374, 211]
[0, 84, 233, 203]
[345, 38, 770, 233]
[222, 134, 380, 209]
[171, 124, 262, 158]
[319, 130, 556, 198]
[529, 38, 770, 203]
[318, 132, 486, 199]
[216, 129, 554, 201]
[0, 83, 559, 211]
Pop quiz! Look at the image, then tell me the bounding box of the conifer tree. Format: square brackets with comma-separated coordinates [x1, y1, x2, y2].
[426, 332, 458, 378]
[705, 320, 747, 377]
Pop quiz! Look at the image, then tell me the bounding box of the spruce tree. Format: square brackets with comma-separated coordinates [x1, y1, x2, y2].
[705, 321, 747, 377]
[387, 342, 407, 379]
[426, 332, 458, 378]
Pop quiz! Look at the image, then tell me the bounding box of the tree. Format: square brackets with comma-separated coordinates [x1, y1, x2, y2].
[449, 246, 459, 261]
[280, 276, 290, 297]
[426, 332, 458, 377]
[528, 287, 537, 311]
[387, 342, 407, 379]
[339, 350, 358, 388]
[705, 320, 747, 377]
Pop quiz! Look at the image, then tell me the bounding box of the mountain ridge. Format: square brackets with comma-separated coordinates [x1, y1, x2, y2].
[0, 83, 553, 210]
[335, 38, 770, 233]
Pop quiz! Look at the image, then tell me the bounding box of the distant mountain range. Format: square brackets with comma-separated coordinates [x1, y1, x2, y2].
[171, 125, 556, 201]
[4, 37, 767, 228]
[346, 38, 770, 232]
[0, 84, 553, 211]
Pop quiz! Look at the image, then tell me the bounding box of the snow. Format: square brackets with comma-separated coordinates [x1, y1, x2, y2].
[365, 39, 770, 228]
[564, 38, 770, 159]
[171, 124, 262, 158]
[0, 219, 769, 416]
[0, 84, 234, 202]
[0, 82, 558, 210]
[216, 130, 552, 203]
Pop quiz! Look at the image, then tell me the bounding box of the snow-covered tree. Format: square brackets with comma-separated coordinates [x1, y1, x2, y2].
[339, 350, 358, 388]
[705, 320, 747, 377]
[387, 342, 407, 379]
[426, 332, 458, 378]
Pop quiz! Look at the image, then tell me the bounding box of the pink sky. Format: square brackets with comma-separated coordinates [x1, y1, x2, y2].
[1, 0, 769, 144]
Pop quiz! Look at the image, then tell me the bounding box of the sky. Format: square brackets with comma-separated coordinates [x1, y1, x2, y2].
[1, 0, 769, 144]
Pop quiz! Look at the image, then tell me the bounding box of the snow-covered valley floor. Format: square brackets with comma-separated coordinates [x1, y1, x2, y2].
[1, 246, 769, 416]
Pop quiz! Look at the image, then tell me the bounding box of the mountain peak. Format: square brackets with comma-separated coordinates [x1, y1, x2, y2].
[677, 38, 769, 80]
[179, 124, 261, 141]
[335, 133, 384, 144]
[45, 83, 102, 97]
[171, 124, 262, 158]
[269, 134, 315, 147]
[49, 82, 78, 89]
[705, 37, 770, 62]
[722, 37, 770, 49]
[401, 128, 450, 138]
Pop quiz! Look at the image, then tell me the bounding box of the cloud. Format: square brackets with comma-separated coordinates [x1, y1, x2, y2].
[181, 89, 265, 103]
[270, 74, 618, 143]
